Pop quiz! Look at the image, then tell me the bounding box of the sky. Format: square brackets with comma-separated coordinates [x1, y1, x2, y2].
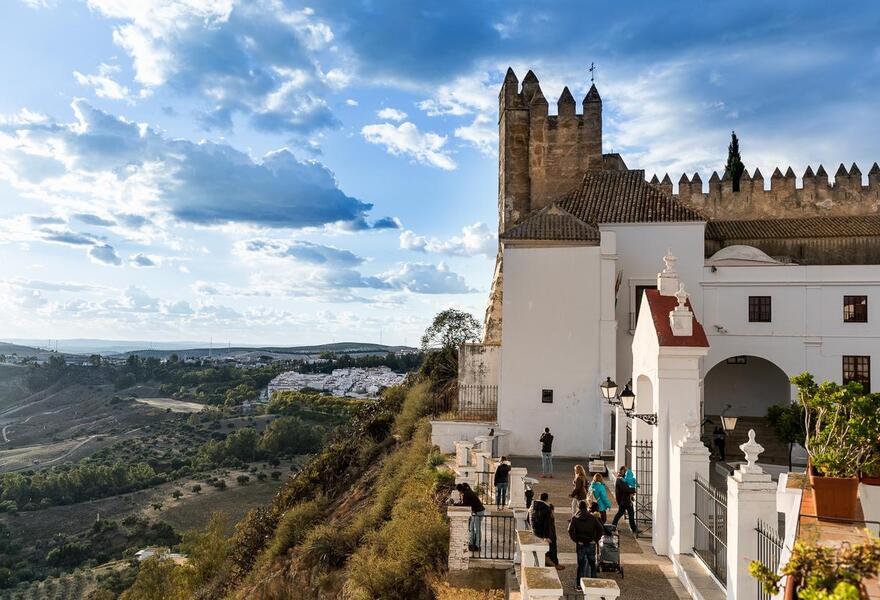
[1, 0, 879, 347]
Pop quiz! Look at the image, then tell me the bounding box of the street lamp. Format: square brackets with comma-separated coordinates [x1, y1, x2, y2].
[600, 377, 619, 404]
[599, 377, 658, 426]
[721, 404, 738, 433]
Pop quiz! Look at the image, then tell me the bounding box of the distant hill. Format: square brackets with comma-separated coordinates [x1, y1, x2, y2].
[123, 342, 416, 360]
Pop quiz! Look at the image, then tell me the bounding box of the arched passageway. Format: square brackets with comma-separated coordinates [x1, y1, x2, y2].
[703, 355, 792, 465]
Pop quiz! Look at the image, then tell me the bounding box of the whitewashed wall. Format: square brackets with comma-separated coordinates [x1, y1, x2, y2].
[603, 222, 706, 396]
[702, 263, 880, 394]
[498, 244, 609, 457]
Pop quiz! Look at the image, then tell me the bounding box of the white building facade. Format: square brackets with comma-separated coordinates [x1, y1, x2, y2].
[447, 70, 880, 460]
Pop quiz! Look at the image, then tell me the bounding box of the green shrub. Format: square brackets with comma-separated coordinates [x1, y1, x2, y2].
[260, 497, 324, 563]
[393, 381, 431, 441]
[299, 523, 354, 571]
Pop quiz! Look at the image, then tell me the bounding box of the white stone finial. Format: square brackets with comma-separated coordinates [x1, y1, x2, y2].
[739, 429, 765, 474]
[662, 248, 677, 274]
[674, 282, 689, 310]
[683, 410, 700, 442]
[658, 249, 681, 296]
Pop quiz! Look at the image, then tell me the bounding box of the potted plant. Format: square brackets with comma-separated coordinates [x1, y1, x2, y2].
[750, 534, 880, 600]
[791, 374, 876, 519]
[861, 437, 880, 486]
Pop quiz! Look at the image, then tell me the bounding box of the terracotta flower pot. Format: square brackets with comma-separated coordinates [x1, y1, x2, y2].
[809, 467, 860, 519]
[860, 473, 880, 486]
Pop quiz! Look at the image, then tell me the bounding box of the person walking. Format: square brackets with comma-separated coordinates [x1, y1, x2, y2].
[588, 473, 612, 523]
[569, 464, 588, 515]
[455, 483, 485, 552]
[539, 427, 554, 478]
[612, 465, 639, 535]
[493, 456, 511, 510]
[568, 500, 604, 588]
[529, 492, 565, 571]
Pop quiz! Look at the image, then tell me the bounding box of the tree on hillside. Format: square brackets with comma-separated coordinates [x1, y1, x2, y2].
[420, 309, 481, 351]
[419, 309, 481, 403]
[725, 130, 745, 192]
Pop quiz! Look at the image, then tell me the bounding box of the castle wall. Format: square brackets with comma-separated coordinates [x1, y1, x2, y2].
[671, 164, 880, 220]
[498, 69, 604, 232]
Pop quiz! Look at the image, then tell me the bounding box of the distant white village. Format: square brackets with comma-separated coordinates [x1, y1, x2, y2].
[267, 367, 406, 398]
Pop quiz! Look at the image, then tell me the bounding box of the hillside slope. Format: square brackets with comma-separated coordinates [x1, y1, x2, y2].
[120, 381, 453, 600]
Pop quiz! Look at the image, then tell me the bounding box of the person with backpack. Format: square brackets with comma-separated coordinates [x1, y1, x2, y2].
[493, 456, 511, 510]
[569, 464, 588, 515]
[455, 483, 485, 552]
[588, 473, 612, 523]
[568, 500, 604, 587]
[612, 465, 639, 535]
[539, 427, 554, 478]
[529, 492, 564, 571]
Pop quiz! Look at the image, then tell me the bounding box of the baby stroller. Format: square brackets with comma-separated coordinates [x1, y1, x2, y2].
[597, 523, 623, 577]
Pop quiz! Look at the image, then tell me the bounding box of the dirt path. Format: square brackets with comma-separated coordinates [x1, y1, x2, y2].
[1, 407, 69, 444]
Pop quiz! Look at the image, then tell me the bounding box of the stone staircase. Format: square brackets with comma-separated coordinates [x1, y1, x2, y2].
[704, 416, 793, 466]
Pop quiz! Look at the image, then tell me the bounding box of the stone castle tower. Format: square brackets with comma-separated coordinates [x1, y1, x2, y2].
[497, 68, 625, 235]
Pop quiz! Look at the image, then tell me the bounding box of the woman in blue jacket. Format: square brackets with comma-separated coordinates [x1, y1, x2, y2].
[589, 473, 612, 523]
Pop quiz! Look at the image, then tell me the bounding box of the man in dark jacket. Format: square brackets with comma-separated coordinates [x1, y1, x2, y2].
[539, 427, 554, 477]
[493, 456, 511, 509]
[455, 483, 485, 551]
[612, 466, 639, 535]
[568, 500, 604, 586]
[529, 492, 564, 571]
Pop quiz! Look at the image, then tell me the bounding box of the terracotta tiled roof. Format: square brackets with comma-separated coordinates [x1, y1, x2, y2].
[643, 289, 709, 348]
[557, 170, 706, 224]
[706, 215, 880, 240]
[501, 206, 600, 243]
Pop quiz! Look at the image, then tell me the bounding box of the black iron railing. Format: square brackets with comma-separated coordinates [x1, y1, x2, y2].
[694, 474, 727, 587]
[755, 519, 783, 600]
[471, 512, 515, 560]
[625, 439, 653, 531]
[431, 384, 498, 421]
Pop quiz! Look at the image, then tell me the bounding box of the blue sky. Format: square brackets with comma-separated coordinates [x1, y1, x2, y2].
[1, 0, 879, 346]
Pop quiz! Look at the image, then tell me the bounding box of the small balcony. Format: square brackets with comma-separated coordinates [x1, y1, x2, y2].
[430, 384, 498, 422]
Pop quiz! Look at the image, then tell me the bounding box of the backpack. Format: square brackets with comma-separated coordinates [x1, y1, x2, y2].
[530, 503, 551, 538]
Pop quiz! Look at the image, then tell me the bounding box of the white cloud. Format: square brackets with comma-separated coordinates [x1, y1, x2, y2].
[399, 222, 496, 257]
[377, 107, 407, 122]
[379, 262, 475, 294]
[454, 114, 496, 155]
[361, 122, 456, 170]
[345, 99, 359, 106]
[88, 244, 123, 266]
[84, 0, 343, 134]
[73, 63, 137, 102]
[129, 253, 158, 267]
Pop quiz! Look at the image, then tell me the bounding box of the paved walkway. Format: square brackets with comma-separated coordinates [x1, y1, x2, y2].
[512, 456, 691, 600]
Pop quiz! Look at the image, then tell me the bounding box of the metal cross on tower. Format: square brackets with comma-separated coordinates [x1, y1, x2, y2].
[589, 62, 597, 83]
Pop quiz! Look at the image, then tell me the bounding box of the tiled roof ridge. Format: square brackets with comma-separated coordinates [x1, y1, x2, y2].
[501, 204, 600, 243]
[555, 169, 708, 224]
[706, 214, 880, 240]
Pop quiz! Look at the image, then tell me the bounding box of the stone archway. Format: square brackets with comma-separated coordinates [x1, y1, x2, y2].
[703, 355, 792, 465]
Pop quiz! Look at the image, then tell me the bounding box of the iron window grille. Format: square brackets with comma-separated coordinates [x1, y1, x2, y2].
[748, 296, 772, 322]
[843, 295, 868, 323]
[842, 355, 870, 390]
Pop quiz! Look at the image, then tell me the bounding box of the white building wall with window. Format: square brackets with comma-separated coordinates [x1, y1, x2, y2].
[701, 263, 880, 411]
[497, 243, 615, 457]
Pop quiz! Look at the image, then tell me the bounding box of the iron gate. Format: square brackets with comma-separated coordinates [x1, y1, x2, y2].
[755, 519, 783, 600]
[694, 474, 727, 586]
[474, 470, 494, 506]
[624, 438, 652, 530]
[471, 513, 515, 560]
[624, 422, 632, 468]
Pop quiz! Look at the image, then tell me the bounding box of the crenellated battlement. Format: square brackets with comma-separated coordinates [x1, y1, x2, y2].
[498, 68, 623, 235]
[652, 162, 880, 219]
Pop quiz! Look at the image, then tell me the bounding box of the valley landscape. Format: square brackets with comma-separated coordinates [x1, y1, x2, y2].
[0, 341, 418, 599]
